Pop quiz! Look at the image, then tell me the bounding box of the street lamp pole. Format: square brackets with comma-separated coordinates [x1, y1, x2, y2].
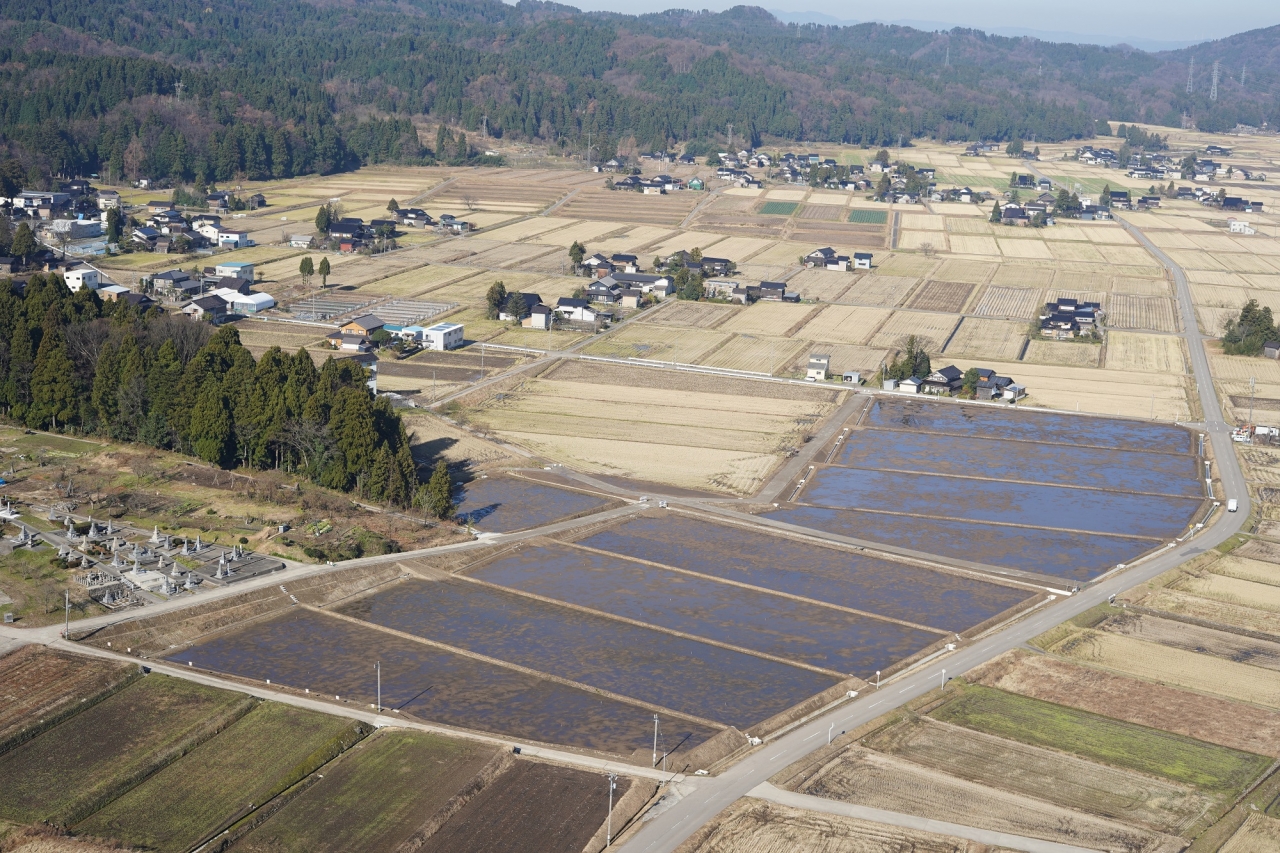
[606, 773, 617, 846]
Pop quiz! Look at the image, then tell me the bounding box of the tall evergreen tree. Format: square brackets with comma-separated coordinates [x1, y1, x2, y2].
[28, 323, 75, 430]
[188, 376, 234, 467]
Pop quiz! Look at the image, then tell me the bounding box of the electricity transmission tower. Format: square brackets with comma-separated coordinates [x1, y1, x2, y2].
[1211, 60, 1220, 101]
[726, 123, 734, 154]
[1186, 58, 1195, 94]
[1241, 63, 1247, 90]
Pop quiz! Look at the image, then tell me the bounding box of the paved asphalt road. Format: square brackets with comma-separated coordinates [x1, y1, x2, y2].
[617, 218, 1252, 852]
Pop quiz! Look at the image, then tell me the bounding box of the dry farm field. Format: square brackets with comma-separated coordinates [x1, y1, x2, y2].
[971, 285, 1043, 319]
[795, 305, 892, 346]
[1023, 339, 1101, 367]
[941, 318, 1026, 360]
[794, 746, 1178, 852]
[907, 280, 974, 313]
[838, 275, 917, 308]
[868, 312, 959, 350]
[1108, 296, 1179, 332]
[1105, 333, 1185, 373]
[1048, 628, 1280, 710]
[719, 303, 819, 337]
[675, 799, 989, 853]
[463, 361, 841, 494]
[970, 650, 1280, 758]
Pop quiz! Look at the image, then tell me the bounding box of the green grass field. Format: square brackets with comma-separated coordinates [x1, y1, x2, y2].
[228, 731, 498, 853]
[0, 676, 254, 825]
[759, 201, 799, 216]
[847, 209, 888, 224]
[932, 684, 1270, 794]
[75, 704, 364, 853]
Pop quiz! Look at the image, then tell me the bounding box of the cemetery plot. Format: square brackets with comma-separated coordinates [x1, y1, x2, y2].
[453, 475, 612, 532]
[577, 514, 1036, 633]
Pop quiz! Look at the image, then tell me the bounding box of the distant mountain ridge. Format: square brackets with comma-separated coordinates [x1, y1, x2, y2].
[0, 0, 1274, 183]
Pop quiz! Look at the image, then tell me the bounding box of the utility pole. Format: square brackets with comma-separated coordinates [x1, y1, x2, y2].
[1186, 58, 1195, 95]
[606, 773, 618, 846]
[586, 132, 593, 169]
[652, 715, 659, 768]
[1211, 60, 1220, 102]
[64, 590, 69, 639]
[1250, 376, 1256, 428]
[376, 660, 381, 712]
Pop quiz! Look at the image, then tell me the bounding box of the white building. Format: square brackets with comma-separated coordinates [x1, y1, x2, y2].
[807, 354, 830, 381]
[853, 252, 873, 270]
[424, 322, 464, 351]
[215, 261, 255, 281]
[1229, 219, 1256, 235]
[63, 268, 100, 292]
[227, 292, 275, 314]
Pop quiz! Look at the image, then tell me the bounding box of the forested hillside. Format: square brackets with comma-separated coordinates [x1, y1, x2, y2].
[0, 277, 420, 507]
[0, 0, 1276, 183]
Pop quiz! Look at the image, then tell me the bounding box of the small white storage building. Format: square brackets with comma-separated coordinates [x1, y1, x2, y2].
[64, 268, 100, 292]
[215, 261, 254, 281]
[424, 322, 464, 351]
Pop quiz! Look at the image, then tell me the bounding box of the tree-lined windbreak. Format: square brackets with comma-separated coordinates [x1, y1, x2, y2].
[0, 275, 419, 508]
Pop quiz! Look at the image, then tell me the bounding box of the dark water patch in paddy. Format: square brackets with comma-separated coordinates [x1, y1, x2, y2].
[800, 468, 1200, 539]
[454, 477, 610, 533]
[838, 429, 1201, 497]
[165, 609, 718, 756]
[764, 506, 1159, 582]
[580, 515, 1033, 632]
[471, 542, 942, 673]
[338, 579, 838, 730]
[867, 398, 1192, 454]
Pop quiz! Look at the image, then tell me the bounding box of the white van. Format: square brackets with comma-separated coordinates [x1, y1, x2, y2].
[1228, 499, 1239, 513]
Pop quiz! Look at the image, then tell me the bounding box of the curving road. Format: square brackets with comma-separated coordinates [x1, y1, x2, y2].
[616, 217, 1251, 852]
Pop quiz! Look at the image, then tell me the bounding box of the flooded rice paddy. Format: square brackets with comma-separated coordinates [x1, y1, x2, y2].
[579, 515, 1033, 632]
[166, 609, 719, 755]
[799, 468, 1200, 539]
[338, 578, 839, 730]
[866, 398, 1193, 453]
[769, 399, 1205, 580]
[470, 542, 943, 673]
[837, 429, 1202, 497]
[453, 476, 610, 532]
[769, 503, 1166, 583]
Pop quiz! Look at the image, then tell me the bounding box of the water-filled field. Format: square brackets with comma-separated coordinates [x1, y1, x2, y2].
[766, 506, 1161, 582]
[866, 398, 1193, 453]
[454, 476, 610, 532]
[579, 515, 1034, 632]
[837, 428, 1201, 497]
[471, 542, 944, 673]
[799, 467, 1200, 539]
[167, 609, 720, 755]
[339, 579, 839, 729]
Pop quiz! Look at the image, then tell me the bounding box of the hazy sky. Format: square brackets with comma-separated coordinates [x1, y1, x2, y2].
[567, 0, 1279, 47]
